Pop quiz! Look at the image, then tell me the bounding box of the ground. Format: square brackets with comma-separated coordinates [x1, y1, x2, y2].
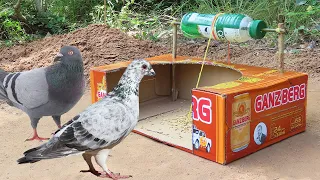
[0, 24, 320, 180]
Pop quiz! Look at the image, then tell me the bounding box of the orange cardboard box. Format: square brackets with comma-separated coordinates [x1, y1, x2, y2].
[90, 54, 307, 164]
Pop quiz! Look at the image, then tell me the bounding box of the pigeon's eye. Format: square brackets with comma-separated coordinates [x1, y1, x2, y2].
[68, 51, 74, 55]
[142, 64, 147, 70]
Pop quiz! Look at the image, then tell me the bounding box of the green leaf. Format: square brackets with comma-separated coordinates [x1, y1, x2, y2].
[311, 0, 318, 5]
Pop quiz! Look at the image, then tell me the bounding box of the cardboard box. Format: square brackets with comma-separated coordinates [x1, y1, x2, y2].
[90, 54, 308, 164]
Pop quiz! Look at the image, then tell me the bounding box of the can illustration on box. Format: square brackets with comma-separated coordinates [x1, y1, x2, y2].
[231, 93, 251, 152]
[96, 76, 107, 100]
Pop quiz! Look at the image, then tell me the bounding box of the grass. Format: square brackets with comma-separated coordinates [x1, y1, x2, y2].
[0, 0, 319, 47]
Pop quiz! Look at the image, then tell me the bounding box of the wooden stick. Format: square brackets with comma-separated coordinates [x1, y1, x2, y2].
[262, 28, 285, 33]
[172, 23, 177, 59]
[278, 23, 285, 73]
[171, 23, 178, 101]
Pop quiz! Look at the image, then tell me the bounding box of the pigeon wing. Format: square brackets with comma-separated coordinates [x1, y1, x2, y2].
[8, 68, 49, 109]
[59, 100, 133, 150]
[32, 99, 134, 159]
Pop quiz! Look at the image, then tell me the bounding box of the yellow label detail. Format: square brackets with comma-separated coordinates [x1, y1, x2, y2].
[97, 76, 106, 91]
[271, 125, 286, 139]
[253, 70, 278, 77]
[237, 76, 262, 83]
[207, 81, 242, 89]
[290, 116, 303, 130]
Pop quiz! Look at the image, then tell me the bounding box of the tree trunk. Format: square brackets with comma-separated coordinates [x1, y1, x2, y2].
[44, 0, 49, 12]
[35, 0, 43, 13]
[12, 0, 27, 22]
[35, 0, 49, 13]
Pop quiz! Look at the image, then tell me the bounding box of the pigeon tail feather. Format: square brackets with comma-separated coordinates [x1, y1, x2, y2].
[0, 69, 9, 101]
[17, 157, 40, 164]
[0, 68, 8, 82]
[17, 146, 44, 164]
[17, 137, 82, 164]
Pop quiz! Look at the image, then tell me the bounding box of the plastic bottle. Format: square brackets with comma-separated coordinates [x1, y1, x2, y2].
[180, 12, 267, 43]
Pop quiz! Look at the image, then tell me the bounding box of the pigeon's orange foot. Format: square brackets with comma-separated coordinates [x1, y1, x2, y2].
[99, 171, 132, 179]
[25, 135, 49, 142]
[26, 129, 50, 142]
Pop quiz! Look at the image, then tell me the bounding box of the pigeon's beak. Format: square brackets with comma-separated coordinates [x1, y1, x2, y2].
[148, 69, 156, 76]
[54, 52, 63, 62]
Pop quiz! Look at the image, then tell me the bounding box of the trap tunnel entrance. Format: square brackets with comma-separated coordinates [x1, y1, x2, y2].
[105, 63, 242, 150]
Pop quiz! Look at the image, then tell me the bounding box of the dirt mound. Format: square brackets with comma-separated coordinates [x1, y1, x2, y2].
[0, 24, 319, 85]
[176, 41, 320, 78]
[0, 24, 169, 82]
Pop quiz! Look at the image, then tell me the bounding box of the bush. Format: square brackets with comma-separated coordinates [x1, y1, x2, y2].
[0, 8, 29, 46]
[0, 0, 319, 46]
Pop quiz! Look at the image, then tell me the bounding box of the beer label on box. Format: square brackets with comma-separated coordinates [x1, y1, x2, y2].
[96, 76, 107, 100]
[231, 93, 251, 152]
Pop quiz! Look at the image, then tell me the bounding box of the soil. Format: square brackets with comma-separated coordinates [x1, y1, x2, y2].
[0, 24, 320, 180]
[0, 24, 319, 84]
[0, 24, 170, 84]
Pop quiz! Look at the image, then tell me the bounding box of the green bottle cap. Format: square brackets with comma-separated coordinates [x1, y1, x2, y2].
[249, 20, 267, 39]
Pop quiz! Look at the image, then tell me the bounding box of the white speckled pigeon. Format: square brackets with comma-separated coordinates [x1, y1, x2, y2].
[17, 59, 156, 179]
[0, 46, 85, 141]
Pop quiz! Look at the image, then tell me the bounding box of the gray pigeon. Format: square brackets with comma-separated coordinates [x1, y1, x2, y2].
[0, 46, 85, 141]
[17, 59, 156, 179]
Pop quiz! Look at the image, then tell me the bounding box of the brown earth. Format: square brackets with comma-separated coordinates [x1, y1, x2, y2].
[0, 24, 169, 84]
[0, 24, 319, 83]
[0, 24, 320, 180]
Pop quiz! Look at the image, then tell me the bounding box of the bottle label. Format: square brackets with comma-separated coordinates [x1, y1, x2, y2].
[197, 25, 212, 38]
[181, 13, 257, 42]
[188, 13, 216, 25]
[214, 16, 252, 42]
[224, 28, 242, 42]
